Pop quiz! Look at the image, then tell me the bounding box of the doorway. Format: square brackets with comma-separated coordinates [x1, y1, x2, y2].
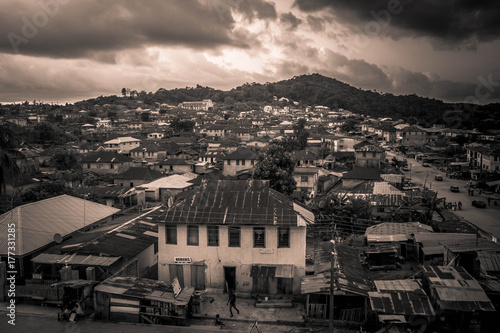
[224, 266, 236, 294]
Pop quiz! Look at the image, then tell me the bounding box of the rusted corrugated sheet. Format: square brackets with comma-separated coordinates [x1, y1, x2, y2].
[369, 290, 435, 316]
[477, 251, 500, 274]
[421, 265, 496, 312]
[32, 253, 120, 267]
[162, 180, 311, 226]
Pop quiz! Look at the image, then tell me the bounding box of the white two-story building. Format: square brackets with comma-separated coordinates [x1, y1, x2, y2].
[157, 180, 314, 296]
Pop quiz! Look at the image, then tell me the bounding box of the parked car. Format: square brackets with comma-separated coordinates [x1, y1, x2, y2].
[435, 175, 443, 181]
[472, 200, 487, 208]
[401, 166, 410, 171]
[450, 186, 460, 192]
[423, 163, 430, 167]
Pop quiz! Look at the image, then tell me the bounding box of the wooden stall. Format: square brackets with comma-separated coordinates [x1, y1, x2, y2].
[94, 276, 194, 326]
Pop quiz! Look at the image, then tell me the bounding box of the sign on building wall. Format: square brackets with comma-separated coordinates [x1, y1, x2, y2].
[174, 257, 192, 264]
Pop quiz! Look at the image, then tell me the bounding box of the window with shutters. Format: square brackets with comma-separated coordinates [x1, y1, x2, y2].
[278, 227, 290, 248]
[228, 227, 240, 247]
[207, 226, 219, 246]
[253, 227, 265, 248]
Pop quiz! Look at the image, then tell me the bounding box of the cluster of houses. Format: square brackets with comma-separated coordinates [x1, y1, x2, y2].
[1, 99, 500, 331]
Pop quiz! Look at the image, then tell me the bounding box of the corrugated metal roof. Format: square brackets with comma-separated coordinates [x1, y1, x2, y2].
[374, 280, 422, 293]
[301, 242, 370, 296]
[373, 182, 403, 195]
[365, 223, 433, 243]
[140, 175, 195, 189]
[162, 180, 313, 226]
[369, 290, 435, 317]
[421, 265, 495, 312]
[32, 253, 120, 267]
[0, 195, 120, 256]
[94, 276, 193, 306]
[443, 238, 500, 253]
[477, 251, 500, 274]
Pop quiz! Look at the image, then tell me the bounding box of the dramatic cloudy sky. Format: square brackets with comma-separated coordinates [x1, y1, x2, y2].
[1, 0, 500, 104]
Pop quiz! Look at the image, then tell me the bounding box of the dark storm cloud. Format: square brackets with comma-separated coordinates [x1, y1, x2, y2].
[0, 0, 260, 59]
[306, 15, 327, 32]
[280, 12, 302, 30]
[294, 0, 500, 46]
[235, 0, 278, 22]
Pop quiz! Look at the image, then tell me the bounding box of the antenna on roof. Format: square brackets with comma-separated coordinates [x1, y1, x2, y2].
[54, 233, 62, 244]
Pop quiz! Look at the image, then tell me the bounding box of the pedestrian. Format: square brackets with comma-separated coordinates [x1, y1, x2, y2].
[458, 201, 462, 210]
[227, 291, 240, 317]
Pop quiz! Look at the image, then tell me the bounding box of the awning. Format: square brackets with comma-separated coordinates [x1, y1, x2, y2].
[250, 265, 294, 278]
[275, 264, 294, 278]
[250, 265, 276, 278]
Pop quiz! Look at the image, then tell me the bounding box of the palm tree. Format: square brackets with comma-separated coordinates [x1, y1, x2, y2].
[401, 192, 421, 222]
[0, 125, 23, 194]
[422, 190, 445, 224]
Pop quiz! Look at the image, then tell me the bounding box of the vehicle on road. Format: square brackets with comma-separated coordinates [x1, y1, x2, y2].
[435, 175, 443, 181]
[472, 200, 487, 208]
[450, 186, 460, 192]
[423, 163, 430, 167]
[402, 166, 410, 171]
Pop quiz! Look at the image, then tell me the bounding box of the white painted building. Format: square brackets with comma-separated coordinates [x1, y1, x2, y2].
[157, 180, 314, 296]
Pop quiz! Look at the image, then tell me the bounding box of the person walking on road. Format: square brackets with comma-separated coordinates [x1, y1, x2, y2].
[227, 291, 239, 317]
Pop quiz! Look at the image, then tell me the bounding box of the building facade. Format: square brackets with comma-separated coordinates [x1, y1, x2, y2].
[157, 180, 313, 296]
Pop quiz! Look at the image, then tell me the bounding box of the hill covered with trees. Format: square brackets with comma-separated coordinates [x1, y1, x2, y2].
[74, 73, 500, 131]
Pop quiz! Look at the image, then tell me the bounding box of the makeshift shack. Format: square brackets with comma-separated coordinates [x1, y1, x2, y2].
[363, 244, 399, 271]
[369, 280, 435, 333]
[420, 265, 495, 332]
[364, 222, 433, 260]
[94, 276, 194, 326]
[301, 242, 370, 326]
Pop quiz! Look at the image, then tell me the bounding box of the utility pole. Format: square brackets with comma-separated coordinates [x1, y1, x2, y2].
[329, 239, 336, 333]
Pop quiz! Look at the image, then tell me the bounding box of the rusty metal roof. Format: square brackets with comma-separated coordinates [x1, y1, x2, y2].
[301, 242, 370, 296]
[369, 290, 435, 317]
[94, 276, 194, 306]
[477, 251, 500, 274]
[32, 253, 120, 267]
[161, 180, 313, 226]
[421, 265, 495, 312]
[374, 280, 423, 293]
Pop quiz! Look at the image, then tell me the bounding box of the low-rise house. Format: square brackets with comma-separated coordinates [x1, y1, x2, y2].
[82, 151, 133, 175]
[30, 208, 161, 284]
[114, 167, 164, 188]
[157, 180, 314, 295]
[365, 222, 434, 260]
[354, 141, 385, 168]
[421, 265, 495, 330]
[293, 150, 317, 167]
[342, 167, 381, 189]
[293, 166, 320, 197]
[301, 242, 370, 324]
[158, 158, 195, 174]
[103, 136, 141, 154]
[368, 279, 435, 332]
[129, 142, 168, 162]
[178, 99, 213, 111]
[222, 147, 257, 177]
[94, 276, 194, 325]
[138, 174, 196, 201]
[0, 195, 119, 279]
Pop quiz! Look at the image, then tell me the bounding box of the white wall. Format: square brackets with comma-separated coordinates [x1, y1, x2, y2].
[158, 224, 306, 294]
